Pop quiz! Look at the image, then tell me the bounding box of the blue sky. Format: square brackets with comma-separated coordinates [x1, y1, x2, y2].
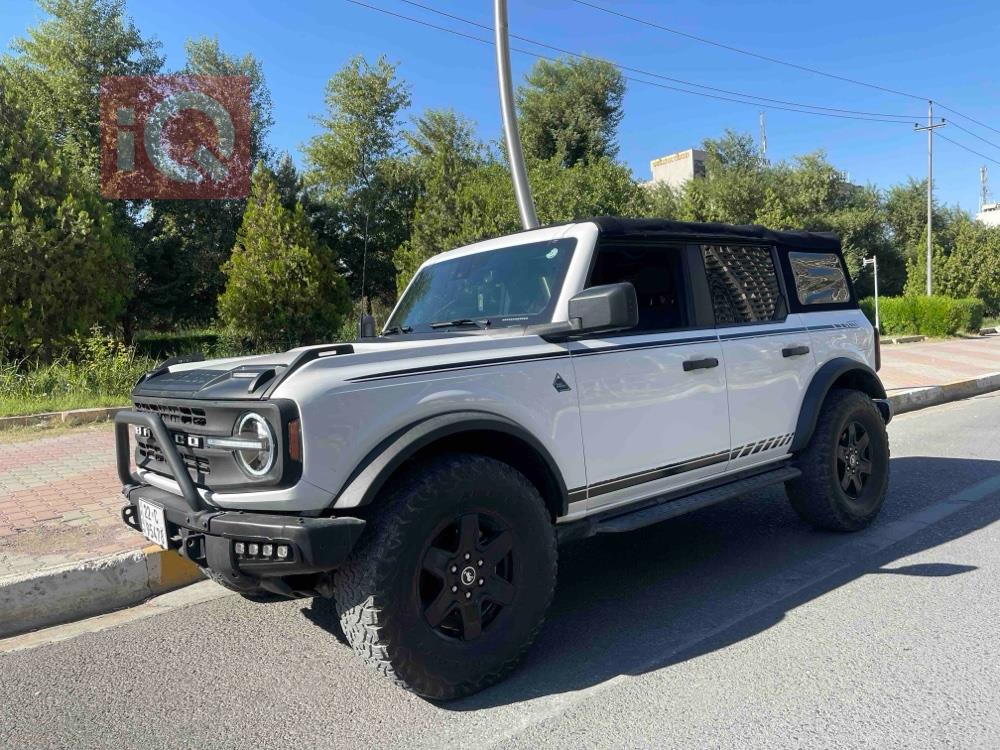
[4, 0, 1000, 212]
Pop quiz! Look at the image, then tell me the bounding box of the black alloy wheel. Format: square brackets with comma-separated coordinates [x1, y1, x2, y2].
[332, 453, 558, 700]
[786, 388, 890, 532]
[419, 512, 515, 641]
[836, 420, 873, 499]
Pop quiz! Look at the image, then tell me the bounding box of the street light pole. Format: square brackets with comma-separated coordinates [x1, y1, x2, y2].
[863, 256, 879, 332]
[493, 0, 538, 230]
[913, 101, 946, 296]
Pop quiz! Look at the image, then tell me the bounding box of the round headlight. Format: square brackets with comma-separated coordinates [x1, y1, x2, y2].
[233, 413, 276, 477]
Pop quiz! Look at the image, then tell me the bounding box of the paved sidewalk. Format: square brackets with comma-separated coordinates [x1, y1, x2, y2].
[1, 335, 999, 582]
[878, 335, 1000, 391]
[0, 426, 146, 579]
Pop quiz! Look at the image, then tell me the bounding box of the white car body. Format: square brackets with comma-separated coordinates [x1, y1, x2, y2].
[131, 219, 880, 526]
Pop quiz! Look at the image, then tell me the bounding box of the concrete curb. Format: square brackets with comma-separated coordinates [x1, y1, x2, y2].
[887, 372, 1000, 415]
[879, 335, 926, 345]
[0, 546, 203, 638]
[0, 406, 127, 432]
[3, 371, 1000, 640]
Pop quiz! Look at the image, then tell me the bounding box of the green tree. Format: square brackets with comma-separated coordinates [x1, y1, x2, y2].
[133, 37, 275, 330]
[394, 109, 484, 289]
[5, 0, 163, 182]
[304, 55, 413, 306]
[933, 217, 1000, 313]
[218, 166, 350, 348]
[517, 57, 625, 167]
[0, 77, 129, 359]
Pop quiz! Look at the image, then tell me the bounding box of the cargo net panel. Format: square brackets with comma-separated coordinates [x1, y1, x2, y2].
[702, 244, 781, 325]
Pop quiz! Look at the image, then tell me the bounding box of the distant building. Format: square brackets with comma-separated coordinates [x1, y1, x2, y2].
[977, 203, 1000, 227]
[647, 148, 707, 190]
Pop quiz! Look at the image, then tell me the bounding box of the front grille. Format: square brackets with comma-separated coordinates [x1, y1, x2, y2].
[138, 443, 211, 474]
[134, 400, 208, 427]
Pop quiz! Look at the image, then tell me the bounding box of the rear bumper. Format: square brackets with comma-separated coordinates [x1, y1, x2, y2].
[122, 484, 365, 585]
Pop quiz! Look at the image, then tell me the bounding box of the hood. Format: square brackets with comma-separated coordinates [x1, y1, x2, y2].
[131, 331, 515, 401]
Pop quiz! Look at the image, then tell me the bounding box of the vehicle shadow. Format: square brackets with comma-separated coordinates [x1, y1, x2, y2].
[305, 455, 1000, 710]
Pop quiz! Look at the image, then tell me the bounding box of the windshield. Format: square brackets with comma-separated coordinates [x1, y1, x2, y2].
[386, 238, 577, 333]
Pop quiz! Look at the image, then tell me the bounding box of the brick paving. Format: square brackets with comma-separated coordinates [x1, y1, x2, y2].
[877, 335, 1000, 390]
[1, 335, 998, 581]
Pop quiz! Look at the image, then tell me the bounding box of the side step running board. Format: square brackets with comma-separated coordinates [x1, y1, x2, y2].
[558, 465, 800, 542]
[597, 466, 800, 533]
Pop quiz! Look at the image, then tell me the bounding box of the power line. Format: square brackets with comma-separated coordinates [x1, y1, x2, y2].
[946, 120, 1000, 154]
[569, 0, 925, 101]
[570, 0, 1000, 141]
[932, 104, 1000, 139]
[346, 0, 914, 124]
[937, 133, 1000, 169]
[398, 0, 920, 120]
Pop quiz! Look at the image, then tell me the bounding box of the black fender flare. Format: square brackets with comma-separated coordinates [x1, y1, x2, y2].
[791, 358, 888, 453]
[331, 410, 571, 517]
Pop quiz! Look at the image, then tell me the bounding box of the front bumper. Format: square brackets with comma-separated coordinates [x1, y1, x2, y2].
[116, 410, 365, 591]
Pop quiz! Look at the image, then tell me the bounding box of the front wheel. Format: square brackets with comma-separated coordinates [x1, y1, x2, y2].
[787, 388, 890, 531]
[334, 454, 557, 700]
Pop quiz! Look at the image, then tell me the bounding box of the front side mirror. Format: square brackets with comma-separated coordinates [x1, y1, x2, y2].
[567, 282, 638, 335]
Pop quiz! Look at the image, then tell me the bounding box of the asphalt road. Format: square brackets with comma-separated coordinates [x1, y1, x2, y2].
[3, 394, 1000, 749]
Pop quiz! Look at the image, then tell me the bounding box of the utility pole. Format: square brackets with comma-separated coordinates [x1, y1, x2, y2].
[913, 101, 945, 296]
[493, 0, 538, 230]
[758, 111, 767, 166]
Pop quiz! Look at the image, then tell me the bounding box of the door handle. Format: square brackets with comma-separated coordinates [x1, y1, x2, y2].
[782, 345, 810, 357]
[683, 357, 719, 372]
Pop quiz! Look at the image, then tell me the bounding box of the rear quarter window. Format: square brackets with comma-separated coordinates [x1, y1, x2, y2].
[788, 252, 851, 305]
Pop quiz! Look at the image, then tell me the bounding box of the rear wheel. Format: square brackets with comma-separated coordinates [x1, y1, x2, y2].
[787, 388, 890, 531]
[334, 453, 557, 700]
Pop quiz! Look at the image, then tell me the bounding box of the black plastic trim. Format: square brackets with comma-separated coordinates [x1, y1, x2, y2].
[122, 485, 365, 577]
[790, 358, 887, 452]
[332, 411, 572, 517]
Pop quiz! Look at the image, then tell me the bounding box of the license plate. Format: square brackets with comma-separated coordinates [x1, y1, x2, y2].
[138, 499, 168, 549]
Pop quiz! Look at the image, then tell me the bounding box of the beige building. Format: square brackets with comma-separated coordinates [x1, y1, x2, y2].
[647, 148, 707, 190]
[976, 203, 1000, 227]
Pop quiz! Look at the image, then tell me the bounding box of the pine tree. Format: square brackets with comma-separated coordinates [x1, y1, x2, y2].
[218, 166, 351, 348]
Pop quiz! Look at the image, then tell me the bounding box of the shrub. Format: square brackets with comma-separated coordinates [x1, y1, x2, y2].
[859, 295, 985, 336]
[0, 327, 156, 416]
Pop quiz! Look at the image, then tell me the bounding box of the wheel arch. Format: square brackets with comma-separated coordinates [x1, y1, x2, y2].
[791, 358, 888, 453]
[331, 411, 570, 520]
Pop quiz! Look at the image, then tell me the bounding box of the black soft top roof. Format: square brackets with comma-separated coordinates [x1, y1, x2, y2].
[587, 216, 841, 253]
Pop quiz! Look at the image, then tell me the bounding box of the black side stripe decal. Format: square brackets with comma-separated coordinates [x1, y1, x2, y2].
[568, 431, 795, 504]
[347, 320, 860, 382]
[585, 450, 732, 498]
[346, 350, 568, 382]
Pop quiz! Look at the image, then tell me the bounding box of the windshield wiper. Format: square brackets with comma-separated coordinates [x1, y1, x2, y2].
[382, 325, 413, 336]
[430, 318, 490, 330]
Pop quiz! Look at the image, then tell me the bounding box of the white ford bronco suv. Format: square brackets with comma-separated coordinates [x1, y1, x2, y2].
[117, 217, 891, 699]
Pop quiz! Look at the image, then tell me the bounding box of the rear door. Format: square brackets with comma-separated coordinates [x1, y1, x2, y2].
[570, 240, 730, 511]
[699, 242, 817, 470]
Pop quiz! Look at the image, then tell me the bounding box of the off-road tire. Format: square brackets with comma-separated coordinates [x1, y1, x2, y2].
[334, 453, 558, 701]
[787, 388, 890, 531]
[205, 569, 286, 603]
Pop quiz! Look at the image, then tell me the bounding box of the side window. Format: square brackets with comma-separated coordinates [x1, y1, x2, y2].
[788, 251, 851, 305]
[589, 243, 689, 332]
[701, 244, 782, 325]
